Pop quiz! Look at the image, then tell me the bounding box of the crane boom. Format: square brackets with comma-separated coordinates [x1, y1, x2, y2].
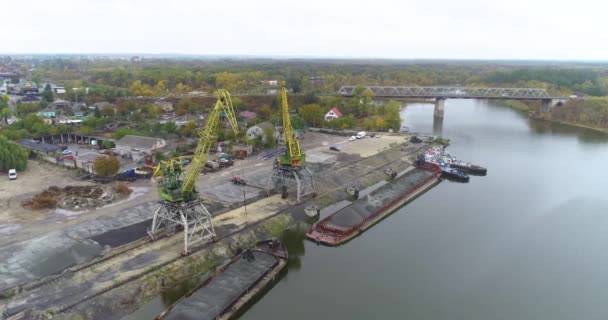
[156, 89, 238, 202]
[182, 89, 238, 193]
[279, 81, 303, 167]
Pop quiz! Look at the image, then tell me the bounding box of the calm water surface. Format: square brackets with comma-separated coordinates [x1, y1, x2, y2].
[239, 100, 608, 320]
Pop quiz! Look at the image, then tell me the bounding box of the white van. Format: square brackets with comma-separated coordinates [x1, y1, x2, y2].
[356, 131, 366, 139]
[8, 169, 17, 180]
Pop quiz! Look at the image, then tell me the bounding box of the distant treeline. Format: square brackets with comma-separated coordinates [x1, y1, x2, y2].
[17, 59, 608, 100]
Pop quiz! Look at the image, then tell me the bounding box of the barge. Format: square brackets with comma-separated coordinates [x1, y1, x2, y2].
[306, 164, 441, 246]
[155, 238, 287, 320]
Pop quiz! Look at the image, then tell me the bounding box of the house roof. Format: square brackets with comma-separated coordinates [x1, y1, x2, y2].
[21, 95, 40, 102]
[116, 135, 164, 150]
[17, 139, 63, 153]
[239, 111, 257, 119]
[91, 101, 115, 108]
[327, 107, 343, 117]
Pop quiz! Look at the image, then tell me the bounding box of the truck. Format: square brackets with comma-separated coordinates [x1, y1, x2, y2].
[8, 169, 17, 180]
[356, 131, 366, 139]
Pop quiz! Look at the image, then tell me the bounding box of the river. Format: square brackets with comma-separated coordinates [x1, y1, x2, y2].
[239, 99, 608, 320]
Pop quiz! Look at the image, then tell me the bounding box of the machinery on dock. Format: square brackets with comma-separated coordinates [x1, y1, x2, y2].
[149, 89, 239, 254]
[266, 81, 315, 202]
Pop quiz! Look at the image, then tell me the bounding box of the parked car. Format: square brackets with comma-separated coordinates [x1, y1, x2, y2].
[62, 149, 73, 155]
[8, 169, 17, 180]
[349, 136, 356, 141]
[329, 146, 340, 151]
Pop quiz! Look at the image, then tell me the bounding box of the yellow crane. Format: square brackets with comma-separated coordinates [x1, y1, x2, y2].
[150, 89, 239, 254]
[278, 81, 304, 167]
[266, 81, 315, 202]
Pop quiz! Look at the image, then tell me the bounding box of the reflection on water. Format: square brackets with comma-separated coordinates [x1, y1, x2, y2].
[281, 223, 309, 272]
[433, 115, 444, 136]
[528, 119, 608, 144]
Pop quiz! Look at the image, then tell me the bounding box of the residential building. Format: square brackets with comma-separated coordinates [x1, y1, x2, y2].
[115, 135, 167, 161]
[324, 107, 343, 121]
[90, 101, 115, 110]
[20, 95, 41, 104]
[246, 122, 274, 142]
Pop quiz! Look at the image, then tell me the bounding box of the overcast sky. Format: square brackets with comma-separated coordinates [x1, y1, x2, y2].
[2, 0, 606, 60]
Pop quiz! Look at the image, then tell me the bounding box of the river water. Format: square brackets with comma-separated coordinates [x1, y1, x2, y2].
[240, 100, 608, 320]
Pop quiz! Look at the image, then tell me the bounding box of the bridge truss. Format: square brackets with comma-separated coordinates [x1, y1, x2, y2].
[338, 86, 554, 99]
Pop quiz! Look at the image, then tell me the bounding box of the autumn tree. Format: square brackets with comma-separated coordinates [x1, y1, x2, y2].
[176, 82, 193, 94]
[100, 105, 115, 118]
[258, 105, 271, 120]
[215, 72, 243, 93]
[93, 156, 120, 176]
[298, 104, 324, 127]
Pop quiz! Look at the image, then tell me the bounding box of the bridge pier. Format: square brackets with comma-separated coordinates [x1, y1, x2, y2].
[434, 97, 446, 118]
[541, 98, 568, 113]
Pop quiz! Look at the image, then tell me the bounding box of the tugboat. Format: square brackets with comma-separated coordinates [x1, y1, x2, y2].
[439, 165, 470, 182]
[449, 160, 487, 175]
[416, 154, 469, 183]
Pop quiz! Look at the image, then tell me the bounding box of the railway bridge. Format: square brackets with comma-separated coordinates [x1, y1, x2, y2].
[338, 86, 569, 117]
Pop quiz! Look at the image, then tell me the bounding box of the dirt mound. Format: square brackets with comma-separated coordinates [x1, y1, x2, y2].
[23, 184, 132, 211]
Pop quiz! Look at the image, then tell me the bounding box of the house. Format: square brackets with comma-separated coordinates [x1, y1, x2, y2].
[261, 80, 279, 86]
[51, 99, 71, 109]
[238, 111, 257, 120]
[246, 122, 274, 142]
[155, 100, 174, 112]
[324, 107, 343, 121]
[76, 153, 106, 173]
[89, 101, 115, 110]
[37, 110, 57, 118]
[115, 135, 167, 161]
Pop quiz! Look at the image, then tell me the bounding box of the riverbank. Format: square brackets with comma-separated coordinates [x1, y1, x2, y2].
[495, 99, 608, 135]
[530, 114, 608, 134]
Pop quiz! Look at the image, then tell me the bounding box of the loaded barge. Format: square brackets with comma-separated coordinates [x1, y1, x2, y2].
[155, 239, 287, 320]
[306, 164, 441, 246]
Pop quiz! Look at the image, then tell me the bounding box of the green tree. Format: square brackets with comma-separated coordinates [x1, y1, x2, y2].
[41, 84, 54, 103]
[93, 156, 120, 176]
[0, 136, 29, 171]
[0, 95, 8, 110]
[113, 128, 134, 139]
[263, 125, 276, 148]
[1, 108, 11, 123]
[94, 106, 102, 118]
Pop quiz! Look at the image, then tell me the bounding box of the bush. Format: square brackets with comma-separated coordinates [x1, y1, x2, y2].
[94, 156, 120, 176]
[31, 194, 58, 209]
[113, 182, 132, 195]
